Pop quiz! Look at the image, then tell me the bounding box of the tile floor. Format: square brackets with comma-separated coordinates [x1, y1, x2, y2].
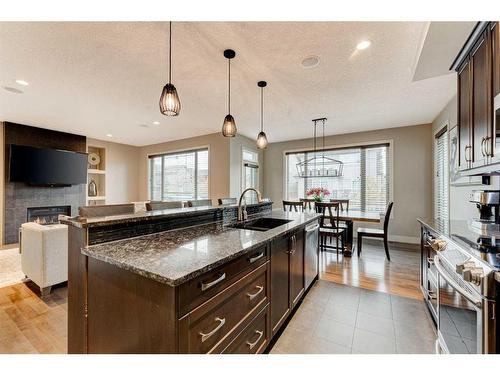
[270, 280, 437, 354]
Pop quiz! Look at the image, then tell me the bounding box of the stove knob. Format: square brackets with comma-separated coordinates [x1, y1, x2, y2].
[463, 267, 484, 285]
[456, 261, 476, 274]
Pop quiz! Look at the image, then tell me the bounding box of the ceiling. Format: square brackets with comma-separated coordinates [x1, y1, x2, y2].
[0, 22, 469, 146]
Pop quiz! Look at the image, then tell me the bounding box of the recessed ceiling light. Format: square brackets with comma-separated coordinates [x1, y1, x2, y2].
[301, 55, 320, 68]
[15, 79, 29, 86]
[139, 124, 149, 128]
[106, 134, 113, 138]
[356, 40, 371, 50]
[3, 86, 23, 94]
[152, 121, 160, 126]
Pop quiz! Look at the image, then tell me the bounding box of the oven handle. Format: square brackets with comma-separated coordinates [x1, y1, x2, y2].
[434, 256, 482, 308]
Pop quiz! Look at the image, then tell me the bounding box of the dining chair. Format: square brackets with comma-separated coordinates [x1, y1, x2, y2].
[300, 198, 315, 211]
[282, 200, 304, 212]
[330, 199, 349, 211]
[218, 197, 237, 205]
[187, 199, 213, 207]
[357, 202, 394, 260]
[315, 202, 345, 254]
[146, 201, 183, 211]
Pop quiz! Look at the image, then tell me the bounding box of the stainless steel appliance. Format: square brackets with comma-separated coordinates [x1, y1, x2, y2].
[304, 221, 320, 290]
[469, 190, 500, 226]
[429, 235, 498, 354]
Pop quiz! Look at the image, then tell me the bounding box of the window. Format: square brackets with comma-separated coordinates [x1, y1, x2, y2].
[434, 129, 449, 222]
[242, 149, 259, 203]
[285, 143, 391, 212]
[148, 148, 209, 201]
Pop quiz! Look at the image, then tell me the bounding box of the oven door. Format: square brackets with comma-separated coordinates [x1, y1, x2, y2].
[434, 255, 483, 354]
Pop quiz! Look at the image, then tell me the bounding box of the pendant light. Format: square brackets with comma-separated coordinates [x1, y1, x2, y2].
[256, 81, 268, 149]
[222, 49, 237, 137]
[159, 21, 181, 116]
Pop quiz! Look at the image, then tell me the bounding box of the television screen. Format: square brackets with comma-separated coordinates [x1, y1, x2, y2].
[9, 144, 87, 185]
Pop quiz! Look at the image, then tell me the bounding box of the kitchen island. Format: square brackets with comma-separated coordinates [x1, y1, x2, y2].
[63, 202, 320, 354]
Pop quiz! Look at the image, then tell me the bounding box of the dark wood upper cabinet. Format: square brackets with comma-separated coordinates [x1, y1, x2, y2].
[458, 60, 472, 170]
[454, 21, 498, 173]
[270, 234, 291, 335]
[492, 22, 500, 97]
[471, 32, 492, 167]
[289, 230, 305, 308]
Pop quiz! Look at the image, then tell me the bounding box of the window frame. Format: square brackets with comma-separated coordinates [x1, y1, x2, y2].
[282, 139, 394, 214]
[147, 145, 211, 201]
[241, 147, 259, 192]
[434, 124, 449, 223]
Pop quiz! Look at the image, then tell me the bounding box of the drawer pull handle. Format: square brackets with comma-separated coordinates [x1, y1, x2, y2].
[246, 285, 264, 301]
[199, 317, 226, 342]
[248, 252, 264, 263]
[200, 273, 226, 291]
[246, 330, 264, 350]
[427, 257, 434, 265]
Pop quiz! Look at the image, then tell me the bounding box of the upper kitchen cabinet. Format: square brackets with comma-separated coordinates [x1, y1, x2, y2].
[492, 22, 500, 97]
[453, 22, 499, 175]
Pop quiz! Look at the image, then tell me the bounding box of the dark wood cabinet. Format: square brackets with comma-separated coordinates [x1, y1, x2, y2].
[458, 60, 472, 170]
[270, 234, 291, 335]
[455, 22, 498, 173]
[471, 32, 492, 167]
[290, 230, 305, 308]
[492, 22, 500, 97]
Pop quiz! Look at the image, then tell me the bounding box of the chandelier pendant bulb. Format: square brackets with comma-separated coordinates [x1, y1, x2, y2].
[222, 49, 237, 137]
[159, 21, 181, 116]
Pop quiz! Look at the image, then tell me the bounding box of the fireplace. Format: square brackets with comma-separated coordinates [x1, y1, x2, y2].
[26, 205, 71, 225]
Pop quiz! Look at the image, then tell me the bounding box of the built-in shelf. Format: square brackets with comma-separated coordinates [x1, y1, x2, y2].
[87, 196, 106, 201]
[88, 168, 106, 175]
[87, 145, 107, 206]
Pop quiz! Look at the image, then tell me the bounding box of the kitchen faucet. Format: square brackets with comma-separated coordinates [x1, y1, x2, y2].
[237, 188, 262, 221]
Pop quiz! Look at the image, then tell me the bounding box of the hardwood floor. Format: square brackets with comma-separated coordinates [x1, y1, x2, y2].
[0, 238, 421, 354]
[320, 238, 422, 300]
[0, 281, 67, 353]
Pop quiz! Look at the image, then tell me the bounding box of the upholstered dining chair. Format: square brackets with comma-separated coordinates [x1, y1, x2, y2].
[315, 202, 345, 254]
[282, 200, 304, 212]
[187, 199, 213, 207]
[146, 201, 183, 211]
[357, 202, 394, 260]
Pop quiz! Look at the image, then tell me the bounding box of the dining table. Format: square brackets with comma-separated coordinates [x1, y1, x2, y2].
[305, 208, 381, 257]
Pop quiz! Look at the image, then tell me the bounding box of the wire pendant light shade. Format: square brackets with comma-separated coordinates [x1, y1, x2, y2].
[296, 118, 344, 178]
[256, 81, 268, 149]
[159, 22, 181, 116]
[222, 49, 237, 137]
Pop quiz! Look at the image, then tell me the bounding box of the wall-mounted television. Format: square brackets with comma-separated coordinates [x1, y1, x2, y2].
[9, 144, 87, 186]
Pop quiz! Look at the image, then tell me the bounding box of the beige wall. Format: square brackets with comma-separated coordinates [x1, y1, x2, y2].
[87, 138, 141, 204]
[229, 134, 264, 198]
[138, 133, 231, 203]
[0, 122, 4, 246]
[263, 124, 433, 242]
[431, 95, 496, 221]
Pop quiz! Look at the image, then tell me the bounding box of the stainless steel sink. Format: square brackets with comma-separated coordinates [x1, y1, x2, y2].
[230, 217, 292, 232]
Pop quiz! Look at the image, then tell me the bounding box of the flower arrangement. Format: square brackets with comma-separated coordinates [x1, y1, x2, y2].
[306, 187, 331, 202]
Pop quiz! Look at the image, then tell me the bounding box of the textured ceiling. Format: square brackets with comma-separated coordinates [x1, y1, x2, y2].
[0, 21, 461, 146]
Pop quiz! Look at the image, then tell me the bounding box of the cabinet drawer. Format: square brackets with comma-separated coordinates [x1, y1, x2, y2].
[178, 262, 269, 354]
[178, 245, 269, 316]
[222, 304, 269, 354]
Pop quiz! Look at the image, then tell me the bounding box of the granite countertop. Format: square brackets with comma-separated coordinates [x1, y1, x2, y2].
[60, 202, 272, 228]
[82, 210, 320, 286]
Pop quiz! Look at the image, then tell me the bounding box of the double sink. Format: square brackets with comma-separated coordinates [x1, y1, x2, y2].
[229, 217, 292, 232]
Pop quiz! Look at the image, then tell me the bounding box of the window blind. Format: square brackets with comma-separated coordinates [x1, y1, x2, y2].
[148, 148, 209, 201]
[285, 143, 391, 213]
[434, 130, 449, 222]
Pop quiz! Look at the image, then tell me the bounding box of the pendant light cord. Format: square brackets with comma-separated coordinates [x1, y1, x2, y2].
[228, 58, 231, 114]
[168, 21, 172, 84]
[260, 87, 264, 132]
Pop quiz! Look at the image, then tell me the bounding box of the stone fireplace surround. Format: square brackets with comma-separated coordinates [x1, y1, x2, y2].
[3, 122, 86, 244]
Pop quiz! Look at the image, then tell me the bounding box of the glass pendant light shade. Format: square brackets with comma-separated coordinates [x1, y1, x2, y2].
[256, 131, 268, 149]
[159, 22, 181, 116]
[222, 114, 237, 137]
[159, 83, 181, 116]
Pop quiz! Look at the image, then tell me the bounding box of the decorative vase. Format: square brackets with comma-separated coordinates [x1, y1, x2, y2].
[88, 179, 98, 197]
